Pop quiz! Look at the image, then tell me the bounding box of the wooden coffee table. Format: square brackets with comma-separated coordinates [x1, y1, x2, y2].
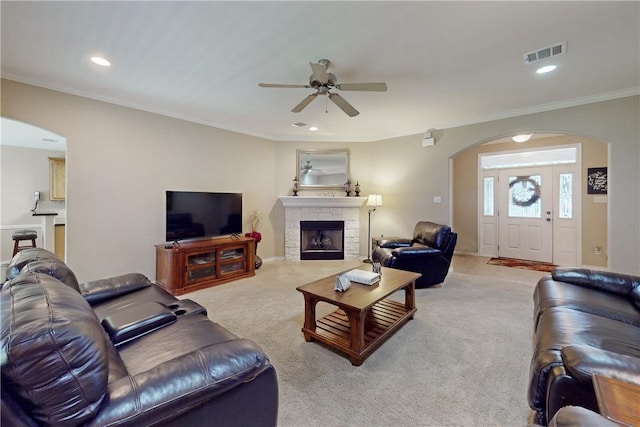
[296, 266, 421, 365]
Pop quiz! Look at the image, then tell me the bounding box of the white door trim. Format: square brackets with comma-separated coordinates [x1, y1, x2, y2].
[478, 143, 582, 265]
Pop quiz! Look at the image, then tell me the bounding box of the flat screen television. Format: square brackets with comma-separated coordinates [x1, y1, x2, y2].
[166, 191, 242, 242]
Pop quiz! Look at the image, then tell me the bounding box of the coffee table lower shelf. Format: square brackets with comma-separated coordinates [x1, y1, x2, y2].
[302, 299, 415, 365]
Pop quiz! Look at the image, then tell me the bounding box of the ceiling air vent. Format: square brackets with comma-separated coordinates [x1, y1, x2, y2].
[524, 41, 567, 64]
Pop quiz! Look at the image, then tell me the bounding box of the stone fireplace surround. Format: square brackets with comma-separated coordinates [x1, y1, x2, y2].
[279, 196, 366, 261]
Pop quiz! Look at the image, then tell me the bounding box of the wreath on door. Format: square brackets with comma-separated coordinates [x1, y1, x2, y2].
[509, 176, 541, 207]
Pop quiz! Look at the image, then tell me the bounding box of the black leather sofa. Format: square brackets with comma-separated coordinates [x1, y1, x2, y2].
[371, 221, 457, 288]
[1, 248, 278, 427]
[529, 267, 640, 425]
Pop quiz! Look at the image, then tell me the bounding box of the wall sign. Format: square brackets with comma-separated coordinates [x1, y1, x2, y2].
[587, 167, 607, 194]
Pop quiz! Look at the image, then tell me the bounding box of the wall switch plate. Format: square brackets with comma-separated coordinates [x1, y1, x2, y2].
[433, 196, 442, 203]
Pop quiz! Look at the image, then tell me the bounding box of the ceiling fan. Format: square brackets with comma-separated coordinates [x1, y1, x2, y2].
[301, 160, 322, 175]
[258, 59, 387, 117]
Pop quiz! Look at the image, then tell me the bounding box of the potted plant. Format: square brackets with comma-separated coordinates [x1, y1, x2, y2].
[245, 209, 263, 269]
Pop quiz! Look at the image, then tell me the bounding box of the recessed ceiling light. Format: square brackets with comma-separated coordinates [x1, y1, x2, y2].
[512, 134, 532, 143]
[291, 122, 306, 128]
[536, 65, 556, 74]
[90, 56, 111, 67]
[309, 126, 318, 132]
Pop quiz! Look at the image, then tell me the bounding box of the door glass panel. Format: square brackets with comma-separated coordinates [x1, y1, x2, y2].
[559, 173, 573, 219]
[483, 177, 494, 216]
[508, 175, 542, 218]
[481, 146, 577, 169]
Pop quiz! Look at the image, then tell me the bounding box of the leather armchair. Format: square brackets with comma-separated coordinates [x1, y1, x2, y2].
[371, 221, 457, 288]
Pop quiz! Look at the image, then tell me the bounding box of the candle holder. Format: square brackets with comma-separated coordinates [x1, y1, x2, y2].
[293, 176, 299, 196]
[344, 180, 351, 197]
[354, 181, 361, 196]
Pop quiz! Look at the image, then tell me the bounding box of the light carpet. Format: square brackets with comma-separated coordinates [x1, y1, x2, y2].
[186, 255, 547, 427]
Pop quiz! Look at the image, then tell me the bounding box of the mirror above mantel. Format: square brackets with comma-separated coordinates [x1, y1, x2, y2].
[296, 149, 350, 189]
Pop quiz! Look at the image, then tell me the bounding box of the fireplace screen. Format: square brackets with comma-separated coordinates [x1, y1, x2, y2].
[300, 220, 344, 260]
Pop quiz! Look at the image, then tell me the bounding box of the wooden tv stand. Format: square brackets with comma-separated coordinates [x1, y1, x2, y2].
[155, 236, 255, 295]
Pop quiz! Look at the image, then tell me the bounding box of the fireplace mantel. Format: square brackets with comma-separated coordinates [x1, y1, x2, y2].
[278, 196, 366, 208]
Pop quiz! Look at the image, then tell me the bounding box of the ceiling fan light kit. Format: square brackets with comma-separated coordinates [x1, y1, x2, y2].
[259, 59, 387, 117]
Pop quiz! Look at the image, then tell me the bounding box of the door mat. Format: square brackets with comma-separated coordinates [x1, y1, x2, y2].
[487, 257, 556, 273]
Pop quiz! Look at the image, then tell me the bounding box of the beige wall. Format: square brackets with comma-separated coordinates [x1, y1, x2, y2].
[2, 79, 638, 278]
[452, 135, 608, 267]
[1, 79, 278, 281]
[274, 135, 453, 259]
[582, 139, 609, 266]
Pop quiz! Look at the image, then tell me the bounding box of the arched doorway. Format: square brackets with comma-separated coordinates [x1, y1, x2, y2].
[0, 117, 67, 271]
[479, 144, 580, 265]
[452, 133, 608, 268]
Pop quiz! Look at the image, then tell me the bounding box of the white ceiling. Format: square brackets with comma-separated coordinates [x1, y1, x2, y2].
[1, 1, 638, 143]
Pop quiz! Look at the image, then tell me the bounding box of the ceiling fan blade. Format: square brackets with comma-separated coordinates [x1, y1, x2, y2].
[328, 93, 359, 117]
[259, 83, 310, 89]
[291, 93, 318, 113]
[309, 61, 329, 84]
[335, 82, 388, 92]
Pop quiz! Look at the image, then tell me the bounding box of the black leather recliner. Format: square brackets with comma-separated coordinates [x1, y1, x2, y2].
[371, 221, 457, 288]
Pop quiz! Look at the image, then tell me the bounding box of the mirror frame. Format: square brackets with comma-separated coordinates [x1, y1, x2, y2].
[296, 149, 350, 189]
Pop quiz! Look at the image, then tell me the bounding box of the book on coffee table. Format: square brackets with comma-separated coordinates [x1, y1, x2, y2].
[345, 269, 381, 285]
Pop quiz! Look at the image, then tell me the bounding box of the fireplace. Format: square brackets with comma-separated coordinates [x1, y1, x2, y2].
[279, 196, 366, 261]
[300, 220, 344, 260]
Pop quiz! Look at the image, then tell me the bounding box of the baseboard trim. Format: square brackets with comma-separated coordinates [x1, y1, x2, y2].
[453, 250, 479, 257]
[580, 264, 609, 271]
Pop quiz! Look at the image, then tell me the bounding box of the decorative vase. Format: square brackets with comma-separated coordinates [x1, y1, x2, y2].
[254, 244, 263, 270]
[245, 231, 263, 270]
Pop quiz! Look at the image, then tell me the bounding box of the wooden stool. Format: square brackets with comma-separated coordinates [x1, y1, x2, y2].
[12, 230, 37, 257]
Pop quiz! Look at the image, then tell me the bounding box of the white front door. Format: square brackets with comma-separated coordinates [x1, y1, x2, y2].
[498, 167, 553, 262]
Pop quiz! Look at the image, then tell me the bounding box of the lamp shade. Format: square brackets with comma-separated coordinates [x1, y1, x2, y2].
[367, 194, 383, 207]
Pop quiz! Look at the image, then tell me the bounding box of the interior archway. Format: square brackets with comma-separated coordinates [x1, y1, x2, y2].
[1, 117, 67, 272]
[451, 132, 608, 268]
